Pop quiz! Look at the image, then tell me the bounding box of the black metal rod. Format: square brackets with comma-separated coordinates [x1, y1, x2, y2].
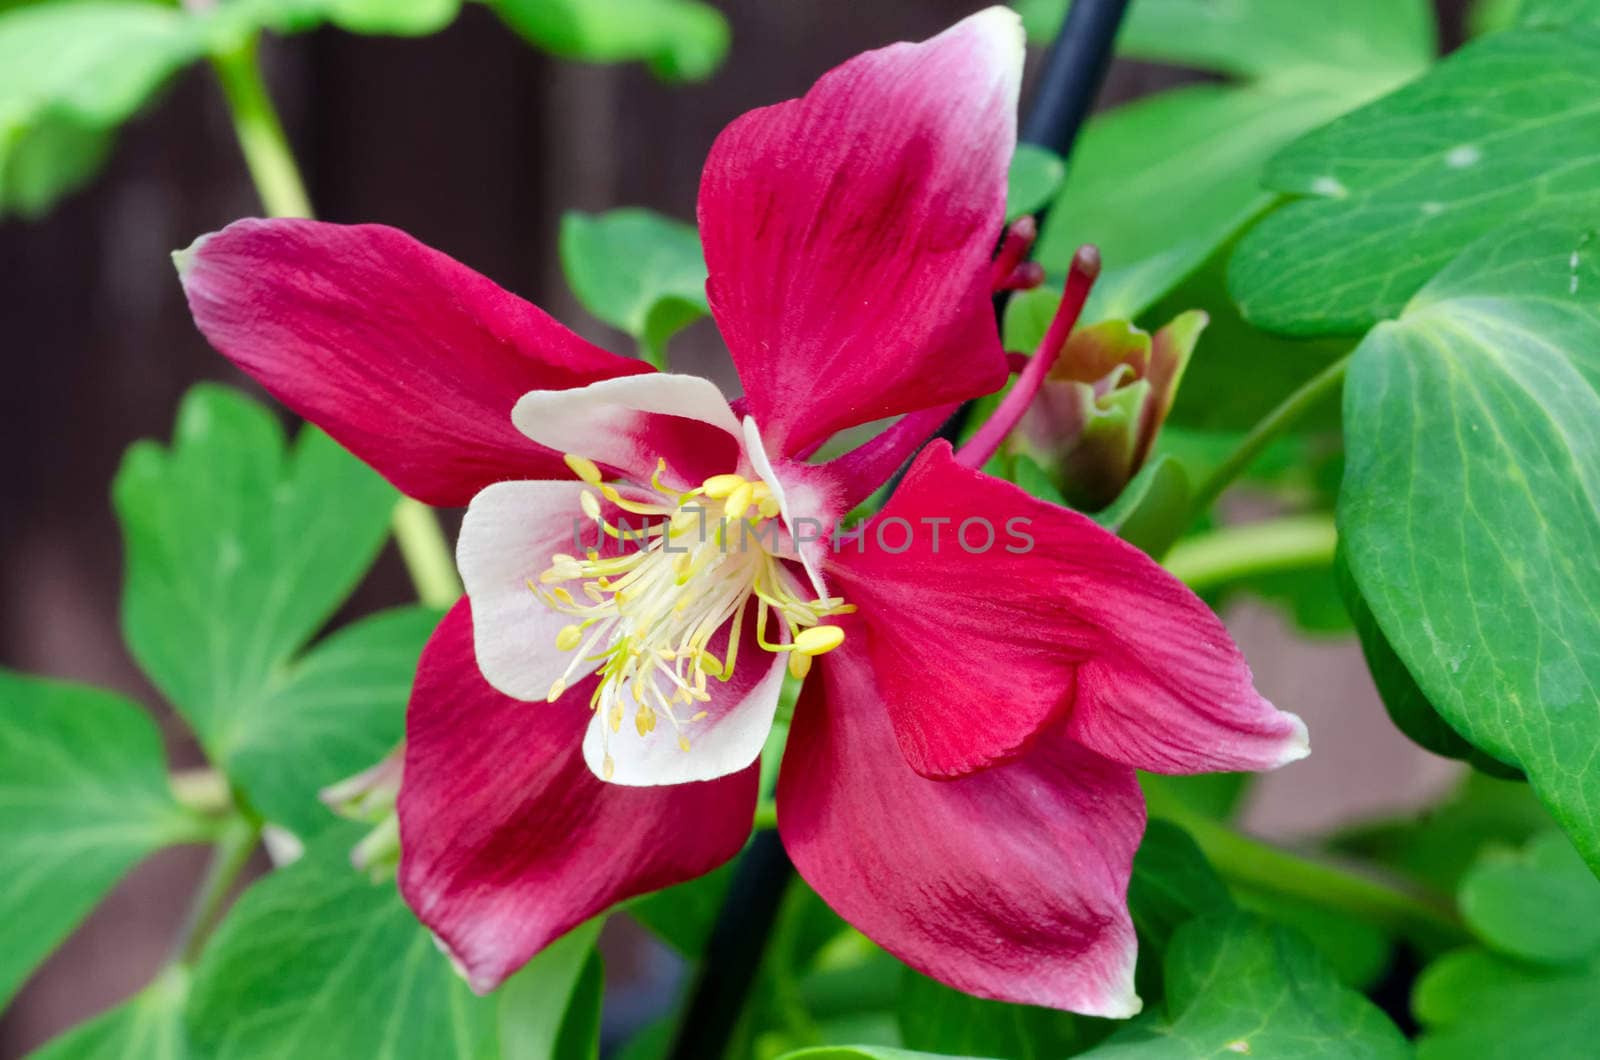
[664, 830, 793, 1060]
[666, 7, 1131, 1058]
[1021, 0, 1132, 154]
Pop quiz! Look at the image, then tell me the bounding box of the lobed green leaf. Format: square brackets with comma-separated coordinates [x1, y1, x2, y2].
[1339, 216, 1600, 870]
[114, 385, 404, 833]
[0, 671, 202, 1007]
[1231, 28, 1600, 334]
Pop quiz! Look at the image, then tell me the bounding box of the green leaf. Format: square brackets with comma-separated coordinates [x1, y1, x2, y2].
[897, 968, 1095, 1059]
[487, 0, 729, 81]
[1414, 947, 1600, 1060]
[1145, 240, 1350, 433]
[1338, 217, 1600, 869]
[1124, 817, 1234, 1002]
[1333, 772, 1550, 893]
[218, 0, 462, 36]
[498, 919, 605, 1060]
[1459, 831, 1600, 963]
[1031, 0, 1433, 320]
[29, 966, 193, 1059]
[1232, 889, 1391, 989]
[1414, 831, 1600, 1058]
[1126, 820, 1233, 945]
[559, 208, 710, 367]
[1002, 452, 1065, 508]
[187, 830, 500, 1059]
[115, 385, 401, 829]
[1004, 143, 1065, 224]
[1335, 546, 1477, 761]
[778, 1050, 977, 1060]
[0, 671, 201, 1007]
[1080, 911, 1409, 1058]
[1512, 0, 1600, 25]
[0, 1, 210, 218]
[1094, 456, 1189, 558]
[1230, 28, 1600, 335]
[227, 605, 440, 836]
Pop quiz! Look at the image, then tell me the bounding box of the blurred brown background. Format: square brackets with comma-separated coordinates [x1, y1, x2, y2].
[0, 1, 1473, 1054]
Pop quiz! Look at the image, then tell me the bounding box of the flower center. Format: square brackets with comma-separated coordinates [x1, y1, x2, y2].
[530, 452, 853, 779]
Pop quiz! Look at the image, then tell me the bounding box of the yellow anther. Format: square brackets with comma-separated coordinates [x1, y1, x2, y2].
[547, 679, 566, 703]
[635, 705, 657, 736]
[555, 625, 584, 651]
[602, 753, 615, 780]
[580, 491, 602, 520]
[794, 625, 846, 656]
[550, 586, 575, 606]
[691, 710, 709, 722]
[757, 496, 782, 519]
[788, 651, 813, 679]
[677, 736, 691, 753]
[702, 473, 746, 498]
[725, 481, 755, 520]
[698, 653, 724, 678]
[564, 453, 603, 484]
[609, 701, 624, 733]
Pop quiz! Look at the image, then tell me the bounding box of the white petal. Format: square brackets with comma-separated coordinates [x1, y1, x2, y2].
[457, 480, 597, 700]
[583, 651, 787, 786]
[743, 415, 832, 599]
[512, 374, 742, 485]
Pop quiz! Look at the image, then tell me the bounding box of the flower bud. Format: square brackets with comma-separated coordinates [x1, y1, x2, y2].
[321, 747, 404, 881]
[1009, 309, 1206, 509]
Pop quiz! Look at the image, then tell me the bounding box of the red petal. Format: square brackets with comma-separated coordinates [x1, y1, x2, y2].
[827, 442, 1307, 777]
[178, 219, 647, 507]
[398, 601, 756, 991]
[698, 9, 1019, 458]
[777, 643, 1143, 1017]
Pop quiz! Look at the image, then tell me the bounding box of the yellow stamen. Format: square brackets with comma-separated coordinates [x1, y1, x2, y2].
[702, 473, 745, 498]
[794, 625, 846, 656]
[564, 453, 603, 484]
[534, 456, 852, 778]
[724, 481, 755, 520]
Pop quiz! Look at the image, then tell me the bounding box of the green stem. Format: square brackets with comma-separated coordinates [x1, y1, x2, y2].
[1187, 353, 1352, 520]
[175, 814, 261, 965]
[211, 34, 462, 608]
[1145, 794, 1467, 950]
[1163, 513, 1338, 592]
[393, 498, 464, 609]
[210, 35, 312, 220]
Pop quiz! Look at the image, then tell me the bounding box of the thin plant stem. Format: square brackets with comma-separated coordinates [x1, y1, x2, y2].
[1187, 353, 1352, 520]
[210, 35, 312, 220]
[392, 497, 464, 609]
[175, 814, 261, 965]
[1144, 795, 1467, 950]
[1163, 513, 1338, 591]
[210, 32, 462, 607]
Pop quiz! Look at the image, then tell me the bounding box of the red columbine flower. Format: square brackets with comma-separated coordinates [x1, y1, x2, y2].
[177, 8, 1306, 1017]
